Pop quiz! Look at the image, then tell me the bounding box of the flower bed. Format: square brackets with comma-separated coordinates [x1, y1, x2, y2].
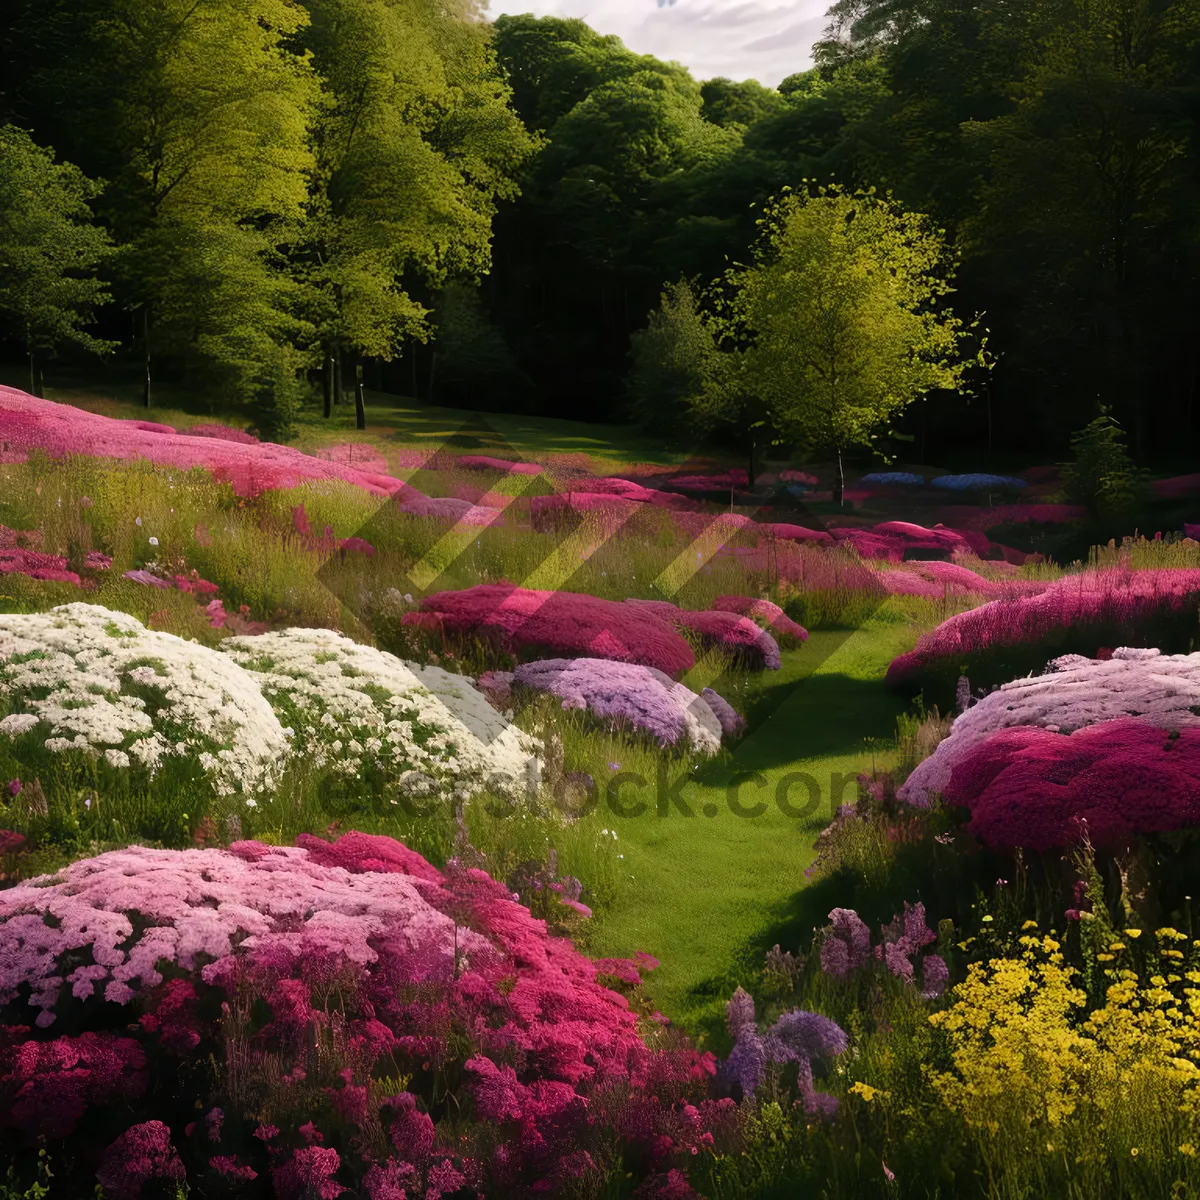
[222, 627, 541, 797]
[497, 657, 724, 754]
[858, 472, 925, 487]
[0, 604, 288, 799]
[709, 595, 808, 644]
[930, 474, 1027, 493]
[0, 834, 732, 1195]
[940, 718, 1200, 850]
[624, 599, 782, 669]
[408, 584, 696, 677]
[457, 454, 542, 475]
[0, 388, 406, 498]
[885, 568, 1200, 707]
[899, 646, 1200, 807]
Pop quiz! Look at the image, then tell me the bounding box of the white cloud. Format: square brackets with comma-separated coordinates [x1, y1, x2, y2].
[485, 0, 830, 88]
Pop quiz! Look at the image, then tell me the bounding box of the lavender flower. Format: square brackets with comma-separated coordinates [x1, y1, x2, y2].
[820, 909, 871, 978]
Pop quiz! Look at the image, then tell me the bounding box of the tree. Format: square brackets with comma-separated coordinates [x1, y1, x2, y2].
[724, 183, 988, 504]
[0, 125, 115, 394]
[626, 279, 723, 438]
[297, 0, 536, 409]
[431, 282, 527, 409]
[700, 77, 785, 128]
[90, 0, 320, 423]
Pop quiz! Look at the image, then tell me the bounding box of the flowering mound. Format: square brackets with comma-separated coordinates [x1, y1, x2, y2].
[899, 646, 1200, 806]
[624, 600, 781, 670]
[395, 492, 502, 526]
[701, 687, 744, 738]
[0, 835, 731, 1195]
[663, 469, 749, 493]
[941, 718, 1200, 850]
[314, 442, 389, 475]
[502, 657, 723, 754]
[779, 469, 819, 486]
[760, 523, 834, 545]
[458, 454, 542, 475]
[552, 477, 695, 509]
[886, 568, 1200, 703]
[529, 493, 643, 532]
[875, 560, 1047, 601]
[221, 627, 541, 798]
[1152, 474, 1200, 499]
[831, 521, 991, 562]
[1, 547, 101, 586]
[0, 388, 405, 498]
[859, 472, 925, 487]
[185, 424, 259, 444]
[408, 584, 696, 677]
[709, 595, 808, 644]
[978, 504, 1087, 527]
[930, 474, 1027, 492]
[820, 903, 947, 999]
[0, 604, 288, 798]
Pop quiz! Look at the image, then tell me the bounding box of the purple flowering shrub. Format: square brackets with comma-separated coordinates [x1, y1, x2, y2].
[819, 903, 948, 999]
[717, 988, 846, 1113]
[0, 833, 736, 1196]
[493, 657, 726, 754]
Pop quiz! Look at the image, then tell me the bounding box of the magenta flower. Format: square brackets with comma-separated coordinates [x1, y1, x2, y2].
[6, 778, 20, 797]
[95, 1121, 185, 1200]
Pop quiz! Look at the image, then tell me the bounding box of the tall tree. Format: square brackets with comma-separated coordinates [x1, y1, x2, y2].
[297, 0, 536, 406]
[722, 184, 988, 503]
[90, 0, 320, 430]
[0, 125, 116, 395]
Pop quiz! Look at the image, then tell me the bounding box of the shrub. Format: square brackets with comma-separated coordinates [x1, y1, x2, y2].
[0, 834, 733, 1195]
[0, 603, 288, 801]
[409, 584, 696, 678]
[885, 567, 1200, 707]
[624, 600, 782, 670]
[499, 657, 724, 755]
[899, 645, 1200, 807]
[710, 595, 808, 645]
[940, 718, 1200, 850]
[1060, 406, 1148, 517]
[221, 627, 542, 799]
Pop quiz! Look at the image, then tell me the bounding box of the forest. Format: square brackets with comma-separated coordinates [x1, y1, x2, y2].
[1, 0, 1196, 465]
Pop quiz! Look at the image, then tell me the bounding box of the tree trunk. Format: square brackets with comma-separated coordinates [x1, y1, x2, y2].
[834, 446, 845, 508]
[334, 346, 344, 406]
[322, 351, 333, 418]
[142, 307, 152, 409]
[428, 349, 438, 402]
[26, 324, 37, 397]
[411, 345, 419, 399]
[355, 363, 366, 431]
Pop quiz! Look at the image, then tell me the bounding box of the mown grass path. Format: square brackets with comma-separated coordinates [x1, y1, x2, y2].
[582, 619, 919, 1048]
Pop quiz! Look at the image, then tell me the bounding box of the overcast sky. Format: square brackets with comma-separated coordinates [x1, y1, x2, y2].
[484, 0, 830, 88]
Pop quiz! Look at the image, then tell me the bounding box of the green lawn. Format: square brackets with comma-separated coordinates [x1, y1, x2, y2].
[580, 617, 918, 1048]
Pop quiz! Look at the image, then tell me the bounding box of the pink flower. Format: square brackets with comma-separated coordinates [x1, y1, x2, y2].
[6, 779, 20, 797]
[273, 1146, 345, 1200]
[210, 1155, 257, 1181]
[95, 1121, 185, 1200]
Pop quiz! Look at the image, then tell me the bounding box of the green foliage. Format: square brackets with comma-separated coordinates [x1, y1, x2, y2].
[625, 278, 723, 435]
[699, 77, 785, 128]
[710, 183, 989, 492]
[1060, 406, 1149, 517]
[0, 125, 116, 362]
[431, 282, 526, 408]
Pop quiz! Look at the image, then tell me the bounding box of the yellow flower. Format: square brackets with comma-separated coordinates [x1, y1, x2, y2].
[1022, 920, 1039, 931]
[1125, 929, 1142, 939]
[1109, 943, 1127, 952]
[1097, 954, 1115, 962]
[849, 1081, 884, 1103]
[1182, 1143, 1197, 1157]
[982, 915, 993, 923]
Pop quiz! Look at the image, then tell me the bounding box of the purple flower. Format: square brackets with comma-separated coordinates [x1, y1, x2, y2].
[765, 1009, 848, 1065]
[821, 909, 871, 978]
[921, 954, 949, 999]
[6, 778, 20, 797]
[725, 986, 757, 1041]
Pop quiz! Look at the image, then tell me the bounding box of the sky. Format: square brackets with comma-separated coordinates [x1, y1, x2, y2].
[484, 0, 831, 89]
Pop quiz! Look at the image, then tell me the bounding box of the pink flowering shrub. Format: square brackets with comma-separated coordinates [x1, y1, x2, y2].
[409, 584, 696, 677]
[185, 424, 260, 445]
[1, 549, 82, 585]
[552, 477, 696, 510]
[529, 492, 643, 532]
[314, 442, 389, 474]
[886, 568, 1200, 705]
[899, 646, 1200, 806]
[663, 470, 749, 493]
[760, 523, 834, 545]
[1152, 474, 1200, 499]
[458, 454, 542, 475]
[395, 492, 502, 526]
[625, 599, 781, 670]
[831, 521, 991, 562]
[504, 657, 724, 754]
[710, 595, 808, 645]
[0, 388, 405, 498]
[0, 834, 733, 1196]
[941, 718, 1200, 850]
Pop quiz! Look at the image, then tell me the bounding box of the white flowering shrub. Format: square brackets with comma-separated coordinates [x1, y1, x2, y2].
[0, 604, 289, 799]
[221, 627, 541, 799]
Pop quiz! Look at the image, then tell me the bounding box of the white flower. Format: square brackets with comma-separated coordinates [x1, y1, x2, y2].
[135, 517, 142, 527]
[148, 537, 159, 547]
[0, 713, 40, 736]
[105, 749, 131, 769]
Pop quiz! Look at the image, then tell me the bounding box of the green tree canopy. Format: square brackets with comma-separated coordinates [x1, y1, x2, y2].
[722, 183, 988, 501]
[0, 125, 115, 393]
